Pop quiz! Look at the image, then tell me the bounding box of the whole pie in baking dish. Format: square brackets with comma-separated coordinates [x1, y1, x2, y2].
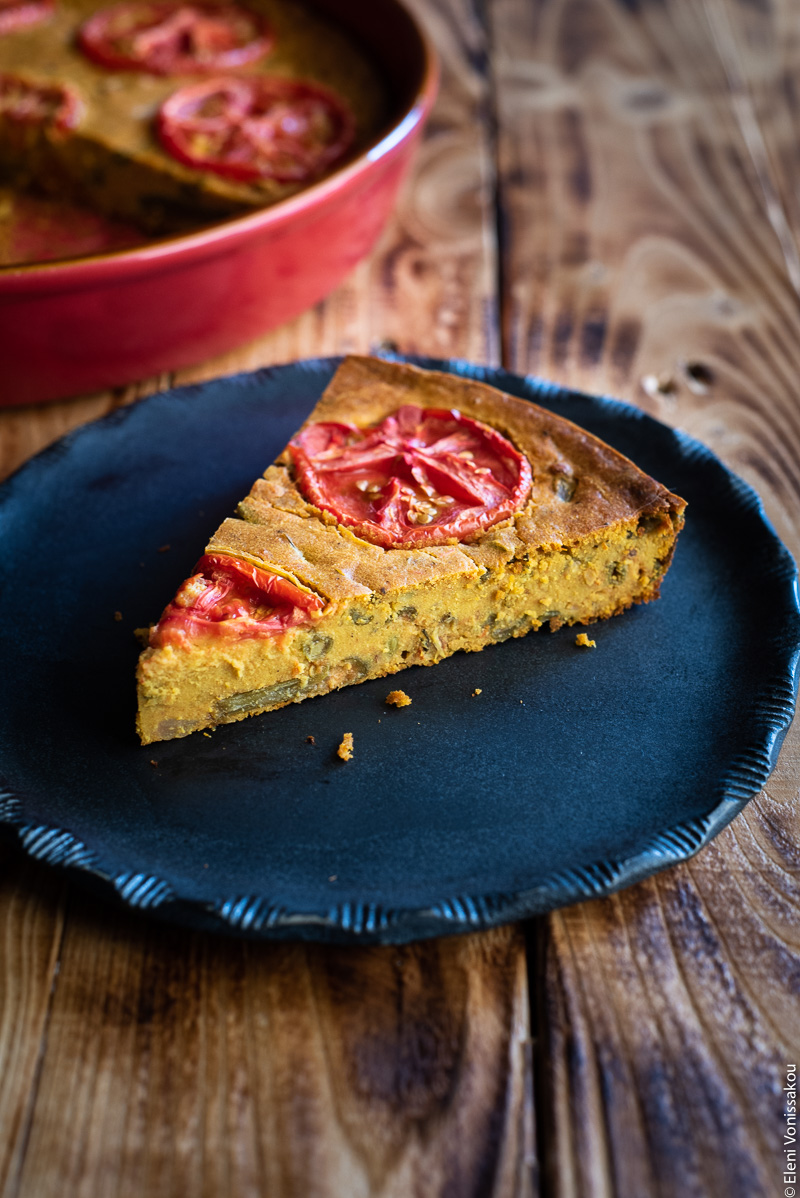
[136, 357, 686, 744]
[0, 0, 385, 233]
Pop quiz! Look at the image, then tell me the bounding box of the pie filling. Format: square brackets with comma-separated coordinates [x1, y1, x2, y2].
[137, 515, 681, 743]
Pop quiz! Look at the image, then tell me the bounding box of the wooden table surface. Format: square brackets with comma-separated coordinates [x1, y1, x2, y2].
[2, 0, 800, 1194]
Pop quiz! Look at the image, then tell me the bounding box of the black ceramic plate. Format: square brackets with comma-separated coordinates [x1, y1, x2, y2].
[1, 358, 799, 944]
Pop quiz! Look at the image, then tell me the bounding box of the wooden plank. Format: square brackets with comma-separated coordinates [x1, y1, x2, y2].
[0, 850, 65, 1198]
[700, 0, 800, 296]
[490, 0, 800, 1193]
[174, 0, 500, 384]
[0, 2, 534, 1195]
[11, 900, 533, 1198]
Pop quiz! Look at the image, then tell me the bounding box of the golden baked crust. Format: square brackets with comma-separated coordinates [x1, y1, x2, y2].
[136, 356, 686, 744]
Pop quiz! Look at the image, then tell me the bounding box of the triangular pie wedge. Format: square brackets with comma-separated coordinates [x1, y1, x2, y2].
[136, 357, 686, 744]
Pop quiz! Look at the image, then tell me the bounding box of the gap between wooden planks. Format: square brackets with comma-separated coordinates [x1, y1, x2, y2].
[2, 0, 800, 1194]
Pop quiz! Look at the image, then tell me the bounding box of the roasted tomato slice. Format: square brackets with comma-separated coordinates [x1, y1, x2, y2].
[0, 0, 53, 35]
[0, 74, 82, 130]
[151, 553, 324, 647]
[78, 1, 272, 75]
[158, 75, 355, 183]
[289, 406, 532, 548]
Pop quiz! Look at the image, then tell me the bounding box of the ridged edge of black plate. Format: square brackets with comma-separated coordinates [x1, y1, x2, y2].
[1, 354, 799, 943]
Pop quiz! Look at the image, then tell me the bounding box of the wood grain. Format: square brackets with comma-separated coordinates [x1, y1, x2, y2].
[0, 851, 65, 1198]
[9, 900, 532, 1198]
[491, 0, 800, 558]
[489, 0, 800, 1193]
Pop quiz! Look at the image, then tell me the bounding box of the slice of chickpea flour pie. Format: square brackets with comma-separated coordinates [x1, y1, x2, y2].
[136, 356, 686, 744]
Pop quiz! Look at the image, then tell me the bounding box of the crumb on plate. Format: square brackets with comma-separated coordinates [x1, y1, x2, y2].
[472, 688, 482, 697]
[385, 689, 412, 707]
[575, 632, 596, 648]
[337, 732, 354, 761]
[113, 610, 123, 622]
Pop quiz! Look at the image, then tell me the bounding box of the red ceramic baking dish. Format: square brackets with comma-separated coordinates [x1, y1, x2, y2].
[0, 0, 438, 407]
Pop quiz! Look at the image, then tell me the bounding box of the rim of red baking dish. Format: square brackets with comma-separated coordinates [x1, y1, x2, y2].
[0, 1, 439, 288]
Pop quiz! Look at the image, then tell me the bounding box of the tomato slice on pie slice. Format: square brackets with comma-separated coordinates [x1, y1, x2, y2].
[78, 1, 272, 75]
[150, 553, 325, 647]
[0, 74, 82, 130]
[158, 75, 355, 183]
[289, 406, 533, 548]
[0, 0, 53, 35]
